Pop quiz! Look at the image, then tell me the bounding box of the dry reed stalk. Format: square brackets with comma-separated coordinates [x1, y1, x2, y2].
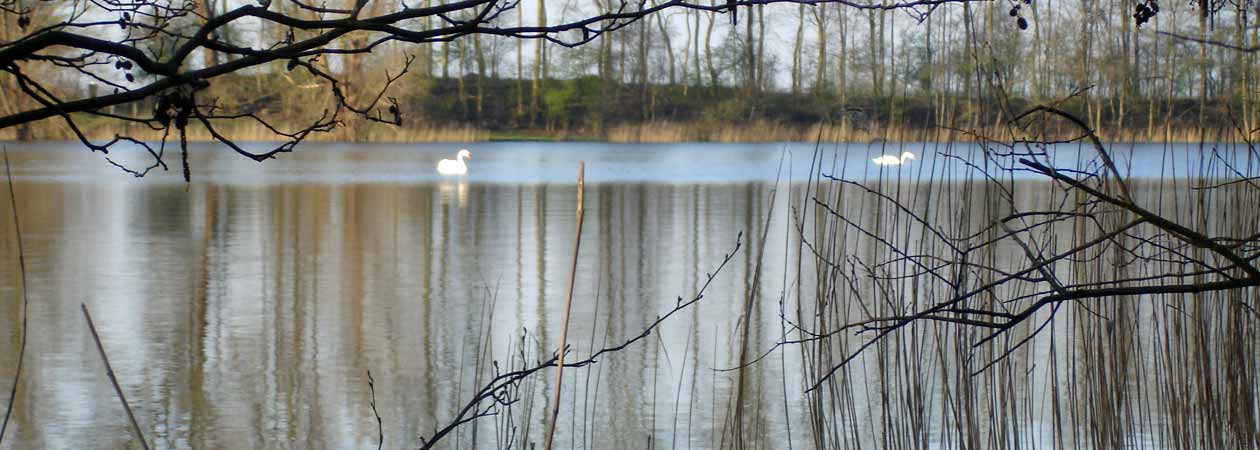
[0, 147, 29, 446]
[776, 210, 794, 450]
[726, 155, 786, 450]
[580, 274, 603, 450]
[453, 318, 470, 449]
[517, 335, 542, 450]
[80, 303, 151, 450]
[585, 299, 612, 450]
[543, 162, 585, 450]
[671, 319, 695, 450]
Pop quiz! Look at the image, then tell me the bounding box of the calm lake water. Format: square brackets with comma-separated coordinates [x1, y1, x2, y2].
[0, 140, 1254, 450]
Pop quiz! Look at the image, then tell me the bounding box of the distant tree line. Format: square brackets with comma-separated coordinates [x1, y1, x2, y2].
[373, 0, 1257, 139]
[0, 0, 1254, 147]
[65, 1, 1260, 139]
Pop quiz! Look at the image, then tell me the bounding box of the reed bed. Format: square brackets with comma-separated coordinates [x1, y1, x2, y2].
[0, 117, 490, 143]
[785, 130, 1260, 450]
[0, 114, 1240, 145]
[605, 121, 941, 143]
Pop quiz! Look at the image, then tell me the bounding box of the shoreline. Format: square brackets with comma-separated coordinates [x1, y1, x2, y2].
[1, 119, 1246, 145]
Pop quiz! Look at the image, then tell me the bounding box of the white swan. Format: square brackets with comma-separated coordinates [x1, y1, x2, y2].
[872, 151, 915, 166]
[437, 149, 472, 176]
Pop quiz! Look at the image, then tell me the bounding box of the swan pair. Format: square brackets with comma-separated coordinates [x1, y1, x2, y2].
[437, 149, 472, 175]
[872, 151, 915, 166]
[438, 147, 912, 172]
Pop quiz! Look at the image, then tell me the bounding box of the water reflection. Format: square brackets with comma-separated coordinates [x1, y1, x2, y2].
[0, 141, 1255, 450]
[0, 171, 779, 450]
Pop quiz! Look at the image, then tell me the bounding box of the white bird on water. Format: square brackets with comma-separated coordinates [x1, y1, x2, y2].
[437, 149, 472, 175]
[872, 151, 915, 166]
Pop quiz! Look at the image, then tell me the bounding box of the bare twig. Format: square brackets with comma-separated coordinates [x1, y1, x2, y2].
[418, 231, 742, 450]
[1157, 30, 1260, 53]
[368, 370, 383, 450]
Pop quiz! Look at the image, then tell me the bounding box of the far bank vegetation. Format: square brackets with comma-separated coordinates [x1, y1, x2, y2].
[2, 0, 1253, 143]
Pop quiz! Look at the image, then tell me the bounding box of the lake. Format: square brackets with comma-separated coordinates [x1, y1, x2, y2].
[0, 140, 1255, 450]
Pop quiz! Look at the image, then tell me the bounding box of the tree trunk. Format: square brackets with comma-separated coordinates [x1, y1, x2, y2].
[815, 4, 827, 93]
[474, 33, 485, 119]
[680, 7, 692, 94]
[837, 8, 847, 102]
[877, 9, 886, 98]
[792, 4, 804, 95]
[654, 4, 677, 86]
[886, 11, 896, 126]
[1198, 0, 1207, 129]
[705, 6, 718, 87]
[868, 11, 881, 98]
[639, 15, 649, 120]
[532, 0, 547, 126]
[516, 4, 524, 121]
[756, 4, 765, 91]
[442, 40, 450, 78]
[199, 0, 219, 69]
[745, 4, 755, 91]
[694, 9, 703, 88]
